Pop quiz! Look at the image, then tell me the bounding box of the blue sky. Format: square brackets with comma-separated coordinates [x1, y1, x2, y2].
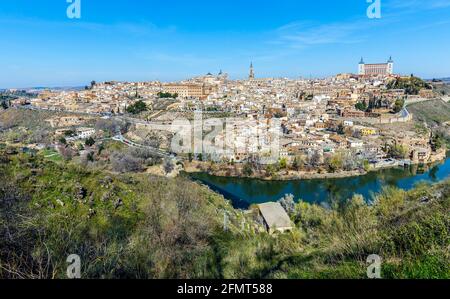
[1, 0, 450, 87]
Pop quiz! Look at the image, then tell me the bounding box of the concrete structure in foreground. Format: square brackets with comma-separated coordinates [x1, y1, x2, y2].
[257, 202, 293, 234]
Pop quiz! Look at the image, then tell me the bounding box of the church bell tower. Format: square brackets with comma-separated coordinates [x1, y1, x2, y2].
[249, 62, 255, 80]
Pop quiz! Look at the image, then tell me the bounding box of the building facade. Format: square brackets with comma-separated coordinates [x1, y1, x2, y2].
[358, 57, 394, 76]
[162, 84, 204, 98]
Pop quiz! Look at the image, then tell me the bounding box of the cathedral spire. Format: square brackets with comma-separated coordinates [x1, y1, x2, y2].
[249, 62, 255, 80]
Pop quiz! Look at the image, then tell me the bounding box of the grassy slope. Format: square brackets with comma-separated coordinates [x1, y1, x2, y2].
[218, 183, 449, 279]
[408, 99, 450, 125]
[0, 151, 237, 279]
[0, 108, 54, 130]
[432, 83, 450, 96]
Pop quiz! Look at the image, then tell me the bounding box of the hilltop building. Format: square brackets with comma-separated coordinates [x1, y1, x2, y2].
[358, 57, 394, 76]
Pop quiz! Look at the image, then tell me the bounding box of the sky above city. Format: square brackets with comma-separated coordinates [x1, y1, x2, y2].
[1, 0, 450, 87]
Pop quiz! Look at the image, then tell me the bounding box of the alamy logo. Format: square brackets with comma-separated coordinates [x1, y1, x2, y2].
[367, 0, 381, 19]
[367, 254, 382, 279]
[66, 0, 81, 19]
[170, 113, 282, 165]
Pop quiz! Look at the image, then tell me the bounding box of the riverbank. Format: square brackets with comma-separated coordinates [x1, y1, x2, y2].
[184, 152, 447, 182]
[188, 155, 450, 208]
[185, 163, 366, 181]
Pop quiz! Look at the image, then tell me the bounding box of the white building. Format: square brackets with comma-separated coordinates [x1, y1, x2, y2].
[76, 128, 96, 139]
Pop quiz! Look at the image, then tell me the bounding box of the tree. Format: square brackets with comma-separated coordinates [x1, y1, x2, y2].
[274, 111, 285, 118]
[389, 144, 409, 159]
[337, 124, 345, 135]
[85, 137, 95, 147]
[87, 152, 95, 162]
[1, 101, 8, 110]
[265, 164, 277, 178]
[432, 133, 445, 151]
[129, 147, 161, 166]
[28, 128, 51, 145]
[64, 130, 75, 137]
[163, 159, 175, 175]
[342, 151, 358, 171]
[278, 194, 296, 215]
[309, 151, 322, 168]
[59, 145, 73, 161]
[279, 158, 288, 170]
[97, 143, 105, 155]
[355, 101, 367, 112]
[393, 99, 405, 113]
[305, 94, 314, 101]
[95, 119, 130, 136]
[326, 153, 343, 173]
[58, 137, 67, 145]
[142, 132, 162, 148]
[157, 92, 178, 99]
[243, 163, 253, 177]
[292, 156, 304, 171]
[126, 100, 148, 115]
[363, 160, 371, 172]
[387, 76, 432, 95]
[111, 152, 144, 173]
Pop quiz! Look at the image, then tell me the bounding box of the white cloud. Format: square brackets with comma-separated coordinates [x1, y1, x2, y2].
[0, 16, 176, 37]
[271, 18, 388, 49]
[388, 0, 450, 10]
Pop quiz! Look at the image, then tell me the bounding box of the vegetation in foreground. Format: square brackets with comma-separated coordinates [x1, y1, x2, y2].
[0, 150, 449, 279]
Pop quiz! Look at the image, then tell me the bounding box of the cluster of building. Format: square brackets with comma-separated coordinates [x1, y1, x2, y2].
[19, 57, 443, 166]
[26, 74, 227, 115]
[176, 59, 440, 166]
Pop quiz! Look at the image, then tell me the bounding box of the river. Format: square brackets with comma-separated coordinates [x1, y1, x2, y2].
[189, 155, 450, 209]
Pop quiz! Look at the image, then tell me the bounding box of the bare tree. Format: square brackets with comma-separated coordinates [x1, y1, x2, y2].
[58, 145, 74, 161]
[163, 158, 175, 175]
[279, 194, 296, 215]
[95, 119, 130, 136]
[111, 152, 144, 173]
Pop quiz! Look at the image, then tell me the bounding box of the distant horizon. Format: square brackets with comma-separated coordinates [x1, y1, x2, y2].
[2, 72, 450, 90]
[1, 0, 450, 88]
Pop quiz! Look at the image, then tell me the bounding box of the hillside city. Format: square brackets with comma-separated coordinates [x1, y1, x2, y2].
[2, 0, 450, 283]
[2, 58, 448, 180]
[1, 57, 450, 280]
